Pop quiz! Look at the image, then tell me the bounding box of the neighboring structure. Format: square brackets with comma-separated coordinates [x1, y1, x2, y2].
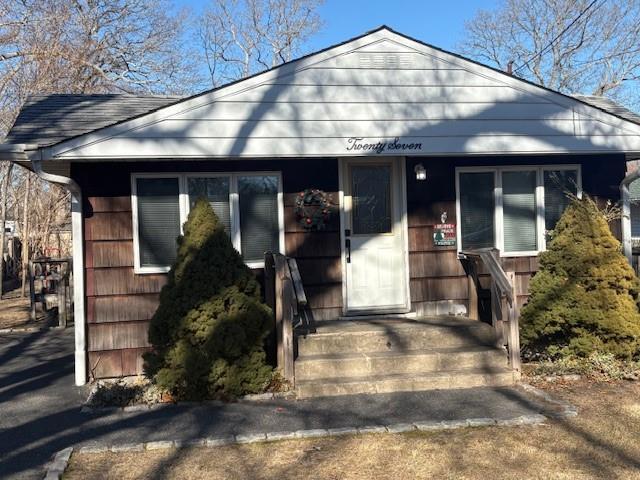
[3, 27, 640, 390]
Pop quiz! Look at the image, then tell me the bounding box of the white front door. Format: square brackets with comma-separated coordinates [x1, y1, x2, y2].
[341, 157, 409, 314]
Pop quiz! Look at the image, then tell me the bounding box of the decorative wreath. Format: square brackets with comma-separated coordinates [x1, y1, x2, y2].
[295, 189, 332, 230]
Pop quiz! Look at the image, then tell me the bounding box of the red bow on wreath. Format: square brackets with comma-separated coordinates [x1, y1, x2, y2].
[295, 189, 332, 230]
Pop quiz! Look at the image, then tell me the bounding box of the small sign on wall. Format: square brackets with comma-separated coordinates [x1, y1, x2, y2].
[433, 223, 456, 247]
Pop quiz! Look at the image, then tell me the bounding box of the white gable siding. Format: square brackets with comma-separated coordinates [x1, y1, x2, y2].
[49, 31, 640, 159]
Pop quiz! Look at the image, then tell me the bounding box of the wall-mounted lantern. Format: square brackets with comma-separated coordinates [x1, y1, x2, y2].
[414, 163, 427, 181]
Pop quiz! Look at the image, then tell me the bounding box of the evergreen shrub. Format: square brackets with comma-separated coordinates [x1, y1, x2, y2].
[143, 198, 273, 399]
[520, 195, 640, 360]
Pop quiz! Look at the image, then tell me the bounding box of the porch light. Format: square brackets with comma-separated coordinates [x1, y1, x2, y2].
[414, 163, 427, 181]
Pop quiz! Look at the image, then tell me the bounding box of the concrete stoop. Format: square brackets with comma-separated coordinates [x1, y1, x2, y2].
[295, 316, 516, 398]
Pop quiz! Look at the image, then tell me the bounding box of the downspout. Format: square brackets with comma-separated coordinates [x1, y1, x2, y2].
[620, 167, 640, 264]
[31, 155, 87, 387]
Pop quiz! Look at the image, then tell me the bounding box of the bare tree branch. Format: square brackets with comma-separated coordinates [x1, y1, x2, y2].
[198, 0, 323, 87]
[460, 0, 640, 110]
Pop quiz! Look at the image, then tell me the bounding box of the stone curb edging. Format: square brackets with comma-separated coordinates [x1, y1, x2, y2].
[46, 413, 548, 477]
[81, 390, 296, 414]
[43, 447, 73, 480]
[518, 383, 578, 418]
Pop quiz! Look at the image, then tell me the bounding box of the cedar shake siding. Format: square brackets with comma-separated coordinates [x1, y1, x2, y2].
[72, 159, 341, 378]
[72, 153, 625, 378]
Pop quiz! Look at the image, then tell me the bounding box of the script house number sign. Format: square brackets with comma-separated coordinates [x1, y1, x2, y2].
[346, 137, 423, 154]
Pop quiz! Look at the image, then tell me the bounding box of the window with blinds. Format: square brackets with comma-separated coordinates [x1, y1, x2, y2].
[133, 172, 282, 272]
[502, 170, 537, 253]
[457, 166, 580, 255]
[459, 172, 495, 250]
[135, 177, 181, 268]
[238, 176, 279, 263]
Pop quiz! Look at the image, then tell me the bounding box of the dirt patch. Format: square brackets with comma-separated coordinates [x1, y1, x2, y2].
[0, 288, 49, 330]
[66, 380, 640, 480]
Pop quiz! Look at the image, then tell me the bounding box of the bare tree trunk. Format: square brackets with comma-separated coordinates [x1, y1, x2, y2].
[0, 162, 14, 299]
[20, 172, 30, 297]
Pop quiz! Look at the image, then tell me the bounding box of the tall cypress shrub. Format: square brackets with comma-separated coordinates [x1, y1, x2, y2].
[143, 198, 273, 399]
[520, 195, 640, 360]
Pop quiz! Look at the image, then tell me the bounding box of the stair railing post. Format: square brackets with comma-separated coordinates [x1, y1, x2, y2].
[273, 254, 286, 370]
[467, 258, 479, 321]
[506, 270, 521, 372]
[282, 277, 295, 385]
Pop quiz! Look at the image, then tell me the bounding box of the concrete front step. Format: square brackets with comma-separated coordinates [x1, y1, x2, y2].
[295, 368, 516, 399]
[295, 346, 508, 381]
[297, 318, 497, 356]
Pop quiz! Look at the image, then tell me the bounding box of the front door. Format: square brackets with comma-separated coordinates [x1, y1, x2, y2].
[342, 158, 409, 314]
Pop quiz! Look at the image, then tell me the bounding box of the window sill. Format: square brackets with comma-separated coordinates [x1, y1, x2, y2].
[133, 262, 266, 274]
[500, 250, 540, 257]
[134, 266, 171, 275]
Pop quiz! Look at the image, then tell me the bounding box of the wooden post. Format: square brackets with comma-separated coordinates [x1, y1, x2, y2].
[273, 254, 286, 370]
[29, 261, 36, 321]
[490, 280, 505, 347]
[506, 271, 521, 372]
[263, 253, 276, 315]
[58, 279, 67, 328]
[282, 278, 295, 385]
[467, 259, 479, 320]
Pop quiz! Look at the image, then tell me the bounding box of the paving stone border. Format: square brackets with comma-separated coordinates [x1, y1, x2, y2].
[518, 383, 578, 418]
[46, 412, 549, 478]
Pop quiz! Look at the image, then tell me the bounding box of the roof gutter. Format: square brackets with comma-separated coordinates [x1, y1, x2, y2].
[0, 143, 38, 163]
[620, 167, 640, 263]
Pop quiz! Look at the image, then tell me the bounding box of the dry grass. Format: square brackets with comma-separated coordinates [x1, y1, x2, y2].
[65, 381, 640, 480]
[0, 289, 41, 330]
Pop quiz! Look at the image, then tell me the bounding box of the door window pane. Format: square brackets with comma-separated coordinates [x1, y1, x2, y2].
[136, 177, 180, 268]
[188, 177, 231, 234]
[238, 175, 279, 262]
[503, 170, 537, 252]
[459, 172, 495, 249]
[544, 170, 578, 234]
[351, 165, 392, 234]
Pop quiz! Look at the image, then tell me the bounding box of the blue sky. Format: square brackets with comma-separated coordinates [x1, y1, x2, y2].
[176, 0, 498, 52]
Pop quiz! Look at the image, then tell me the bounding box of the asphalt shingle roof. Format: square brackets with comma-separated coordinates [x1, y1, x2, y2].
[4, 94, 181, 147]
[572, 94, 640, 126]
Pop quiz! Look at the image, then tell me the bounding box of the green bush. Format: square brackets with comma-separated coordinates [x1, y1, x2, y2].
[143, 198, 273, 400]
[520, 195, 640, 360]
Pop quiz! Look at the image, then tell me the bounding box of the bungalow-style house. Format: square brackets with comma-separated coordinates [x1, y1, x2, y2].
[3, 27, 640, 396]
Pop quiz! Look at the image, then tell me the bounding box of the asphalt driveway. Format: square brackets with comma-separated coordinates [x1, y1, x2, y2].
[0, 328, 553, 480]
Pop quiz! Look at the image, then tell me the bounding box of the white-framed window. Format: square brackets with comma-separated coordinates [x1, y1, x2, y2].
[131, 172, 284, 273]
[455, 165, 581, 256]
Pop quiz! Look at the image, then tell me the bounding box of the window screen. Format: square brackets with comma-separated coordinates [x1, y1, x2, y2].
[502, 170, 537, 252]
[188, 177, 231, 234]
[459, 172, 495, 249]
[544, 170, 578, 234]
[136, 177, 180, 268]
[238, 175, 279, 262]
